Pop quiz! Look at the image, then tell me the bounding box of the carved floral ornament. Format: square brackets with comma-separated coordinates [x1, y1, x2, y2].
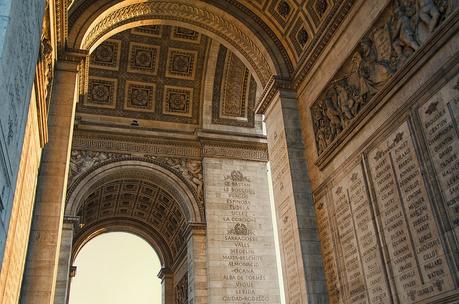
[78, 1, 275, 86]
[311, 0, 453, 157]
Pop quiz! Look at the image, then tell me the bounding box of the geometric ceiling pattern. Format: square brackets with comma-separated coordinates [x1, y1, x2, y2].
[237, 0, 337, 60]
[212, 45, 257, 128]
[76, 178, 187, 259]
[77, 25, 209, 125]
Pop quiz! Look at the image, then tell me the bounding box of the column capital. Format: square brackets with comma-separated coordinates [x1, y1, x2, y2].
[157, 267, 173, 280]
[56, 48, 88, 72]
[63, 215, 80, 230]
[255, 76, 295, 114]
[69, 266, 77, 278]
[185, 222, 206, 241]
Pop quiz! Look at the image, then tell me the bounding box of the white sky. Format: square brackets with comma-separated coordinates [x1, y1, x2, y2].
[69, 232, 162, 304]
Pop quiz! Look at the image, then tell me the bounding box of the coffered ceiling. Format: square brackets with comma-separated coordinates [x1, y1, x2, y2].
[76, 25, 258, 131]
[76, 178, 187, 260]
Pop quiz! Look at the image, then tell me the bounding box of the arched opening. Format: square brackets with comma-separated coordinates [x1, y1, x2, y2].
[69, 232, 162, 304]
[60, 159, 199, 304]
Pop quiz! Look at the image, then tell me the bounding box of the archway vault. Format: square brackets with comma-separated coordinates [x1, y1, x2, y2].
[66, 159, 203, 269]
[66, 0, 295, 87]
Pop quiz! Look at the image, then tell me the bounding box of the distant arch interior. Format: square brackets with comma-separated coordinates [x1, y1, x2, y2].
[69, 232, 162, 304]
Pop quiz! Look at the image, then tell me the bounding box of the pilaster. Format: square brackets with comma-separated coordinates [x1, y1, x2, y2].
[53, 216, 79, 304]
[158, 267, 174, 304]
[186, 223, 207, 304]
[20, 50, 86, 304]
[262, 82, 327, 303]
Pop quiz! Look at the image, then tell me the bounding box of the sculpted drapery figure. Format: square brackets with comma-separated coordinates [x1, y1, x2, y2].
[311, 0, 448, 155]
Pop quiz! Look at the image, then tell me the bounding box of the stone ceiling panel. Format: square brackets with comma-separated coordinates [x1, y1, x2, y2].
[77, 25, 209, 125]
[76, 178, 187, 259]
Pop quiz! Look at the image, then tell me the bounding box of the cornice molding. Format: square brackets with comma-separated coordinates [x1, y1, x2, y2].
[255, 76, 294, 114]
[201, 139, 268, 162]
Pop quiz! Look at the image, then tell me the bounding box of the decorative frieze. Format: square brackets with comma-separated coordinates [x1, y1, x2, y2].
[311, 0, 454, 158]
[71, 134, 201, 159]
[201, 141, 268, 162]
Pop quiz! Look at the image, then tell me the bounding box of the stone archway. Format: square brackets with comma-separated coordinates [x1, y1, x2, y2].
[57, 159, 203, 303]
[20, 1, 327, 303]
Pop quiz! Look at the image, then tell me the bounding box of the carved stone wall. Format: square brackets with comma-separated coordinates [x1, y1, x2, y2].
[0, 0, 46, 264]
[297, 0, 459, 301]
[310, 0, 454, 161]
[314, 94, 459, 302]
[203, 159, 281, 304]
[0, 96, 43, 304]
[175, 273, 188, 304]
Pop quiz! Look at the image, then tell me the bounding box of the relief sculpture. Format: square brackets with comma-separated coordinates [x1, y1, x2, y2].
[69, 151, 204, 207]
[175, 274, 188, 304]
[311, 0, 451, 155]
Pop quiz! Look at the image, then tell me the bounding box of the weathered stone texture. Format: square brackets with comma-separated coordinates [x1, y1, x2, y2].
[298, 0, 459, 303]
[203, 158, 281, 304]
[0, 0, 45, 263]
[0, 98, 42, 304]
[265, 91, 326, 304]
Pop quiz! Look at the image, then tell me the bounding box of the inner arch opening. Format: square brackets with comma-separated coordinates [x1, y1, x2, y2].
[69, 232, 162, 304]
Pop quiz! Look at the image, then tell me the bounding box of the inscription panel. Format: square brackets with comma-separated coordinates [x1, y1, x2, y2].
[279, 199, 303, 303]
[205, 159, 280, 304]
[418, 75, 459, 240]
[331, 178, 367, 304]
[330, 163, 391, 304]
[367, 121, 454, 303]
[315, 194, 340, 304]
[265, 98, 307, 303]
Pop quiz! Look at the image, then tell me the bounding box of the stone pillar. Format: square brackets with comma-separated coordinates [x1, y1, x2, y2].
[53, 216, 78, 304]
[186, 223, 207, 304]
[258, 79, 327, 303]
[158, 268, 174, 304]
[203, 158, 281, 304]
[20, 50, 87, 304]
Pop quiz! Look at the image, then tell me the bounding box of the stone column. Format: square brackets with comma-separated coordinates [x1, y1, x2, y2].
[158, 268, 174, 304]
[20, 50, 87, 304]
[258, 79, 327, 303]
[186, 223, 207, 304]
[53, 216, 79, 304]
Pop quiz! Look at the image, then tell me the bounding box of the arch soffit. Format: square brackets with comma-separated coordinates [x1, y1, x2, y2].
[72, 219, 174, 268]
[67, 0, 294, 87]
[66, 159, 202, 223]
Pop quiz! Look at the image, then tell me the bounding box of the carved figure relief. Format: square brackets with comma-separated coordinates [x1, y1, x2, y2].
[68, 150, 129, 185]
[69, 150, 204, 208]
[175, 274, 188, 304]
[157, 157, 204, 203]
[311, 0, 450, 155]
